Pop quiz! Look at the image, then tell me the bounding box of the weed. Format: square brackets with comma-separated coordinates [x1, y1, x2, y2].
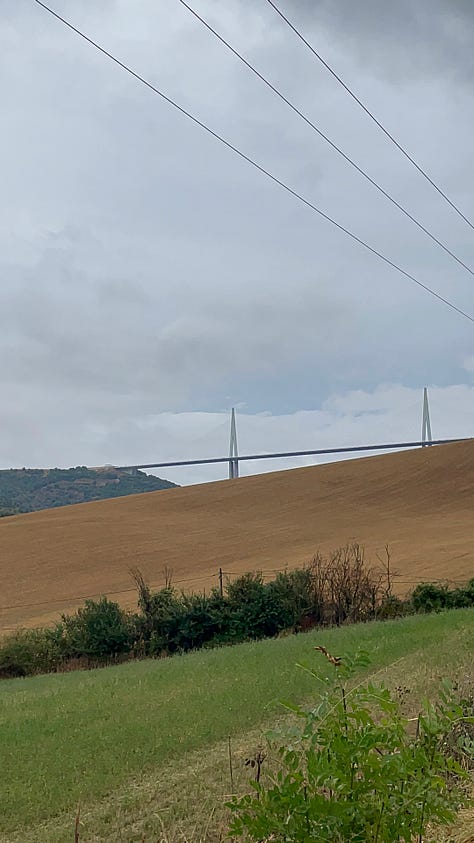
[228, 649, 471, 842]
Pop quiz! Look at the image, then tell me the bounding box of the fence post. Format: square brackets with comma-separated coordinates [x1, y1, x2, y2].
[219, 567, 224, 598]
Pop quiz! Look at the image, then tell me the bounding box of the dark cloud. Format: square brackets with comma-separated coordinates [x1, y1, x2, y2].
[0, 0, 472, 472]
[277, 0, 474, 83]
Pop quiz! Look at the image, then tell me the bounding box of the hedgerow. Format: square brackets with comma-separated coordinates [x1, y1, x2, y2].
[1, 545, 472, 678]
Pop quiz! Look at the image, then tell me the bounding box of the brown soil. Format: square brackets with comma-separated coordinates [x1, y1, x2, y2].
[0, 440, 472, 631]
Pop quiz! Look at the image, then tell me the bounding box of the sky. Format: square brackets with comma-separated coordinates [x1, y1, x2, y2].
[0, 0, 473, 485]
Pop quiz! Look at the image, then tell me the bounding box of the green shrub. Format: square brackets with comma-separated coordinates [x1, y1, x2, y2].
[377, 594, 413, 619]
[267, 568, 319, 631]
[228, 650, 469, 842]
[133, 584, 186, 655]
[167, 590, 229, 651]
[447, 588, 473, 609]
[466, 578, 474, 600]
[226, 572, 286, 640]
[0, 632, 36, 677]
[412, 582, 450, 612]
[61, 597, 134, 661]
[412, 581, 474, 613]
[0, 626, 65, 678]
[133, 567, 320, 655]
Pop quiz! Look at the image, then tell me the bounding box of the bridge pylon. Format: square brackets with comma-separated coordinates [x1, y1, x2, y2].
[421, 387, 433, 446]
[229, 407, 239, 479]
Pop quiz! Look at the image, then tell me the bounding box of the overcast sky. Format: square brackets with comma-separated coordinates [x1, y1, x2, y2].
[1, 0, 473, 484]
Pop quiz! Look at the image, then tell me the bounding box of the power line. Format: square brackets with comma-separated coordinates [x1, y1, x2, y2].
[1, 568, 468, 615]
[32, 1, 474, 324]
[224, 571, 468, 587]
[264, 0, 474, 232]
[0, 573, 218, 614]
[178, 0, 474, 277]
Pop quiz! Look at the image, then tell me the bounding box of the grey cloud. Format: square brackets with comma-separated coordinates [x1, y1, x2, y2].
[0, 0, 472, 471]
[276, 0, 474, 83]
[0, 229, 353, 406]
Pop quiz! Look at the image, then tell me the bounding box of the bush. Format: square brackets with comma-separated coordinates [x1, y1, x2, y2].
[61, 597, 134, 661]
[322, 544, 379, 625]
[228, 649, 469, 842]
[226, 572, 284, 640]
[447, 587, 473, 609]
[133, 582, 186, 655]
[377, 594, 413, 619]
[132, 566, 323, 655]
[0, 626, 65, 678]
[0, 632, 37, 677]
[412, 583, 450, 612]
[267, 568, 319, 632]
[167, 590, 229, 652]
[412, 581, 474, 613]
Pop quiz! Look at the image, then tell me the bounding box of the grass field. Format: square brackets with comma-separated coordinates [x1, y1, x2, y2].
[0, 609, 472, 842]
[0, 439, 472, 631]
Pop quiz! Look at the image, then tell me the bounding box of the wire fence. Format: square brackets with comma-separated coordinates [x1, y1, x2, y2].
[0, 562, 470, 626]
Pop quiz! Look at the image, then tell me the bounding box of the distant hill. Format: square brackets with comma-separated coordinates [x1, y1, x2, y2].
[0, 466, 178, 516]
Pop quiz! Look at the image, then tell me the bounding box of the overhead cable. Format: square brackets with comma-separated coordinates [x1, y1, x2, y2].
[264, 0, 474, 231]
[33, 0, 474, 323]
[179, 0, 474, 276]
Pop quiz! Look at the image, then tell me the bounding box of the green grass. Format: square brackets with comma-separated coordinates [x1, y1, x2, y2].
[0, 609, 472, 841]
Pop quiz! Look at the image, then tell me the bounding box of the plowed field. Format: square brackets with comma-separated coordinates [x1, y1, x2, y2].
[0, 440, 472, 631]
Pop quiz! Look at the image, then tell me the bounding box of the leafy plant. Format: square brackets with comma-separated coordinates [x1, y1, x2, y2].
[0, 626, 65, 677]
[61, 597, 134, 660]
[228, 649, 469, 842]
[226, 572, 283, 640]
[377, 594, 413, 619]
[412, 581, 474, 613]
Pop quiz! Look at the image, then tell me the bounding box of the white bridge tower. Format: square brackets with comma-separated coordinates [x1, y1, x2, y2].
[421, 387, 433, 446]
[229, 407, 239, 479]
